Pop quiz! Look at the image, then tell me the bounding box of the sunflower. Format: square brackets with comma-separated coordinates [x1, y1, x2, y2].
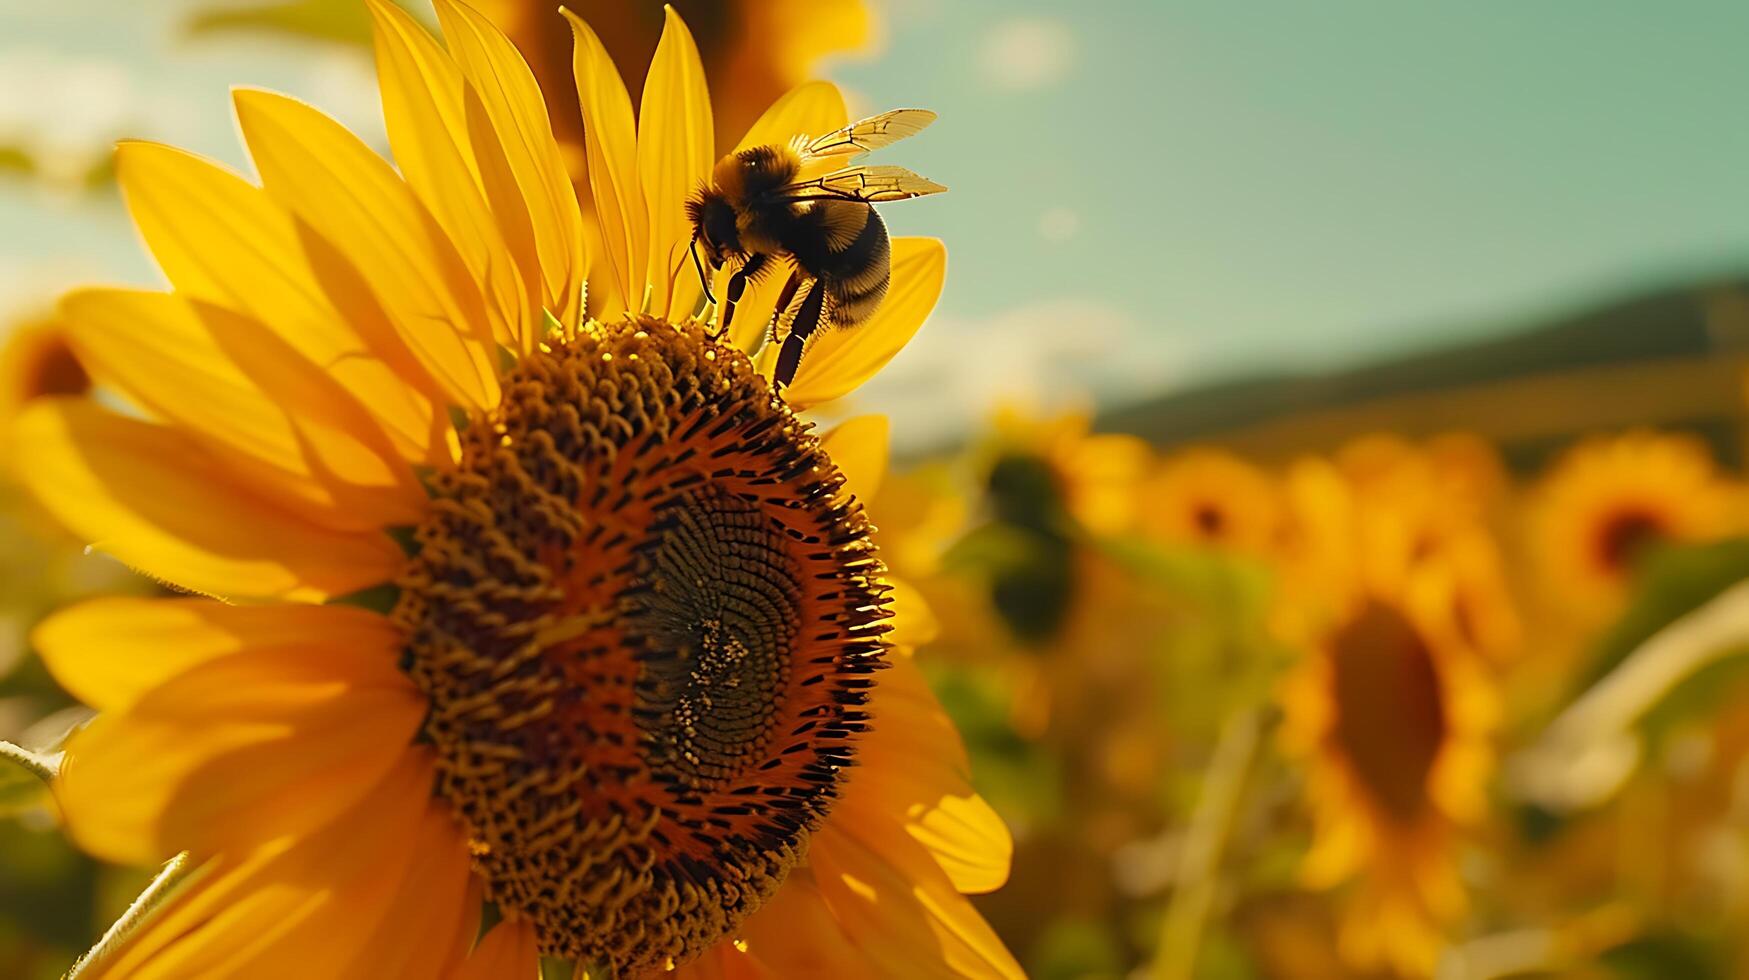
[16, 3, 1017, 976]
[1277, 459, 1498, 977]
[1139, 446, 1279, 555]
[1530, 429, 1740, 622]
[1328, 434, 1521, 664]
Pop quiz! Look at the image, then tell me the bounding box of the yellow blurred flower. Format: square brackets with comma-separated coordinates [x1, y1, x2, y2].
[0, 313, 89, 442]
[1337, 432, 1508, 515]
[1293, 435, 1522, 664]
[16, 3, 1016, 976]
[1278, 459, 1498, 977]
[986, 405, 1153, 537]
[1530, 430, 1740, 622]
[1141, 446, 1280, 555]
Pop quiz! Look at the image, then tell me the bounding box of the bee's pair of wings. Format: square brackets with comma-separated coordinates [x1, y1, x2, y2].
[772, 108, 947, 204]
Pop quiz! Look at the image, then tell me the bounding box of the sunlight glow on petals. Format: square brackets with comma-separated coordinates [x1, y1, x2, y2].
[734, 80, 849, 154]
[369, 0, 530, 352]
[113, 140, 442, 465]
[433, 0, 586, 336]
[233, 88, 500, 410]
[90, 753, 471, 980]
[56, 644, 423, 867]
[59, 288, 423, 533]
[32, 597, 401, 713]
[780, 237, 946, 409]
[639, 7, 714, 319]
[14, 400, 403, 602]
[564, 8, 648, 317]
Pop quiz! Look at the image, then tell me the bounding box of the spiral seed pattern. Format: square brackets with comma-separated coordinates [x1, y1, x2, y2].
[392, 318, 889, 974]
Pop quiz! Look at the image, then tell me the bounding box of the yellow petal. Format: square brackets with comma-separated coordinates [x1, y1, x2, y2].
[233, 88, 500, 410]
[780, 237, 945, 409]
[347, 798, 481, 980]
[564, 8, 647, 316]
[433, 0, 585, 336]
[672, 941, 775, 980]
[90, 752, 473, 980]
[734, 80, 849, 154]
[56, 640, 423, 867]
[639, 6, 713, 319]
[13, 399, 402, 601]
[835, 653, 1013, 894]
[448, 918, 540, 980]
[60, 288, 423, 532]
[32, 597, 400, 713]
[885, 578, 941, 649]
[114, 140, 442, 464]
[820, 414, 889, 506]
[808, 821, 1023, 979]
[369, 0, 531, 352]
[720, 867, 881, 980]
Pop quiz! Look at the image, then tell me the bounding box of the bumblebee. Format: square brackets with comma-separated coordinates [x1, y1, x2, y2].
[686, 108, 946, 388]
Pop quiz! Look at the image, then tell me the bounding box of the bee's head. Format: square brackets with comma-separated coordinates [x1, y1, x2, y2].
[685, 189, 741, 305]
[685, 190, 741, 269]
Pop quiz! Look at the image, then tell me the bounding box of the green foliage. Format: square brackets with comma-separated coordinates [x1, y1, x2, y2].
[0, 760, 49, 820]
[1638, 645, 1749, 751]
[944, 522, 1076, 646]
[182, 0, 374, 46]
[924, 662, 1064, 822]
[1108, 538, 1285, 732]
[0, 821, 98, 978]
[1027, 918, 1125, 980]
[1578, 537, 1749, 692]
[1599, 929, 1724, 980]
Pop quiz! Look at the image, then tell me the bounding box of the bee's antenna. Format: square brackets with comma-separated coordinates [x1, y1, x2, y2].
[690, 230, 718, 305]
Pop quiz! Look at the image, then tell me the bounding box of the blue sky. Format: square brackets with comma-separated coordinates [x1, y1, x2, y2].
[7, 1, 1749, 445]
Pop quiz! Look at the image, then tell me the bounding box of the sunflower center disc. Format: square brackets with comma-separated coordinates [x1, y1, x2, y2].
[393, 319, 888, 972]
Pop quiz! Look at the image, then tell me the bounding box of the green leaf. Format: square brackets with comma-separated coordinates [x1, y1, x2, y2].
[1638, 645, 1749, 749]
[1578, 537, 1749, 692]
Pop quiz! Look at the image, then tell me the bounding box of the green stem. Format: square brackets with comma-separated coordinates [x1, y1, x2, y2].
[67, 851, 193, 980]
[1149, 707, 1265, 980]
[0, 739, 58, 783]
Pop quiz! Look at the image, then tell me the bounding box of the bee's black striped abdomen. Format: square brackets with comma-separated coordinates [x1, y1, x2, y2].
[788, 202, 891, 329]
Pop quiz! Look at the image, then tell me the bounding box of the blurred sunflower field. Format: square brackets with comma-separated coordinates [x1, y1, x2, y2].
[9, 2, 1749, 978]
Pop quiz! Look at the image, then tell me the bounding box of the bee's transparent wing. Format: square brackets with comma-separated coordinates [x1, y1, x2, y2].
[774, 165, 948, 204]
[798, 109, 938, 161]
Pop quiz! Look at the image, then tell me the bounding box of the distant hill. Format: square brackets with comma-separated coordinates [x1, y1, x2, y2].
[1099, 278, 1749, 470]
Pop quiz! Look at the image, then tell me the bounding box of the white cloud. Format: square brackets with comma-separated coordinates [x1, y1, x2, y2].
[847, 298, 1195, 450]
[977, 17, 1078, 93]
[0, 48, 135, 184]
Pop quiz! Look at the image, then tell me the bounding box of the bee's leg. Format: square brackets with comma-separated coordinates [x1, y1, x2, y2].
[774, 281, 826, 390]
[720, 253, 767, 336]
[765, 272, 805, 347]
